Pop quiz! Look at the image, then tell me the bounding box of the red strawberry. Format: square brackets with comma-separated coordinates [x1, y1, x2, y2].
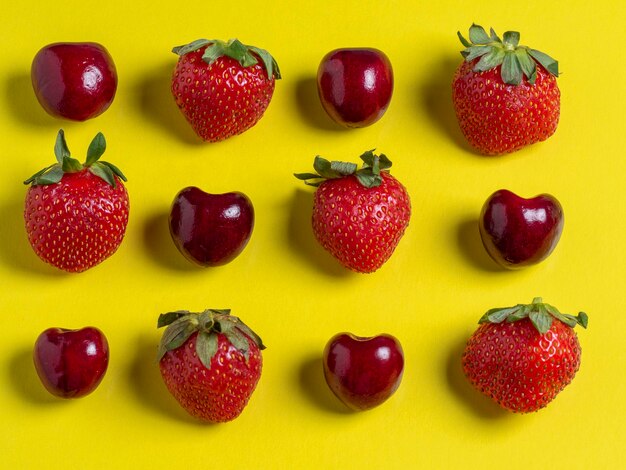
[24, 130, 129, 273]
[157, 309, 265, 423]
[171, 38, 281, 142]
[452, 24, 560, 155]
[462, 297, 588, 413]
[295, 151, 411, 273]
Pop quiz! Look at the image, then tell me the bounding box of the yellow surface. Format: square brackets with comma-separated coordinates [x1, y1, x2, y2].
[1, 1, 625, 468]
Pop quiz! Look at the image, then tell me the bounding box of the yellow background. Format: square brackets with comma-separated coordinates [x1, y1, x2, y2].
[2, 1, 624, 468]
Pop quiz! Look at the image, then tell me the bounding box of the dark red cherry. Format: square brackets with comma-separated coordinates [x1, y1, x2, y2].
[31, 42, 118, 121]
[317, 48, 393, 128]
[479, 189, 564, 269]
[323, 332, 404, 411]
[33, 327, 109, 398]
[169, 186, 255, 267]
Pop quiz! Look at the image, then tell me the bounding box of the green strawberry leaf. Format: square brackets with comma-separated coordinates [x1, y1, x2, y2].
[474, 47, 505, 72]
[31, 164, 64, 185]
[515, 48, 537, 84]
[100, 161, 128, 182]
[503, 31, 520, 48]
[157, 317, 198, 361]
[529, 306, 553, 334]
[24, 164, 58, 185]
[354, 170, 382, 188]
[54, 129, 71, 164]
[462, 46, 491, 62]
[469, 24, 491, 45]
[172, 39, 211, 56]
[195, 331, 218, 370]
[225, 328, 250, 360]
[457, 31, 472, 48]
[61, 155, 83, 173]
[158, 311, 191, 328]
[501, 52, 522, 85]
[293, 172, 322, 181]
[528, 48, 559, 76]
[89, 162, 117, 188]
[489, 28, 502, 43]
[249, 46, 281, 79]
[480, 305, 523, 324]
[86, 132, 106, 166]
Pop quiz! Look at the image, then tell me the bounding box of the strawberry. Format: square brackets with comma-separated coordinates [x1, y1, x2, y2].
[171, 38, 281, 142]
[452, 24, 560, 155]
[157, 309, 265, 423]
[24, 130, 129, 273]
[295, 150, 411, 273]
[462, 298, 588, 413]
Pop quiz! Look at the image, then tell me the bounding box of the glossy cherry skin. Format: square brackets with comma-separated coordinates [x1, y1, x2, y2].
[317, 48, 393, 128]
[479, 189, 564, 269]
[169, 186, 255, 267]
[31, 42, 118, 121]
[323, 333, 404, 411]
[33, 327, 109, 398]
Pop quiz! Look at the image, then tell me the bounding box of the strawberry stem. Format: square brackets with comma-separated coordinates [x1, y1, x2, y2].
[479, 298, 588, 334]
[458, 24, 558, 85]
[294, 150, 392, 188]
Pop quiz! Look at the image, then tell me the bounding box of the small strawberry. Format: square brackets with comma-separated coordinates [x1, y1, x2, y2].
[171, 38, 281, 142]
[24, 130, 129, 273]
[452, 24, 560, 155]
[462, 298, 588, 413]
[157, 309, 265, 423]
[295, 150, 411, 273]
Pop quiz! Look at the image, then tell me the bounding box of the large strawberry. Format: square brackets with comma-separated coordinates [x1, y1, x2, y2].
[452, 24, 560, 155]
[295, 150, 411, 273]
[157, 309, 265, 423]
[171, 38, 281, 142]
[24, 130, 129, 273]
[462, 298, 588, 413]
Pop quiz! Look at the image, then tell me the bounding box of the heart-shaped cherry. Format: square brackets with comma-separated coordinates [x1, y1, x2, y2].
[317, 48, 393, 128]
[31, 42, 118, 121]
[479, 189, 564, 269]
[33, 327, 109, 398]
[323, 332, 404, 411]
[169, 186, 255, 267]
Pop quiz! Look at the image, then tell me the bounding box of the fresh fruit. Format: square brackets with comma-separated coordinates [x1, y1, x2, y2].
[24, 130, 129, 273]
[170, 38, 281, 142]
[479, 189, 564, 269]
[169, 187, 254, 267]
[31, 42, 118, 121]
[323, 333, 404, 411]
[462, 298, 588, 413]
[294, 150, 411, 273]
[452, 24, 560, 155]
[317, 48, 393, 127]
[157, 309, 265, 423]
[33, 327, 109, 398]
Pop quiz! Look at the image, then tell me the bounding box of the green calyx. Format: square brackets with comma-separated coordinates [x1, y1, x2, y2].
[172, 38, 281, 80]
[479, 297, 588, 335]
[156, 309, 266, 369]
[457, 24, 559, 85]
[294, 150, 392, 188]
[24, 129, 127, 188]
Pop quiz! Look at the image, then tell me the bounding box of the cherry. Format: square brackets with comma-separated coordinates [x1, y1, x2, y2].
[323, 333, 404, 411]
[317, 48, 393, 128]
[33, 327, 109, 398]
[479, 189, 564, 269]
[31, 42, 118, 121]
[169, 186, 255, 267]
